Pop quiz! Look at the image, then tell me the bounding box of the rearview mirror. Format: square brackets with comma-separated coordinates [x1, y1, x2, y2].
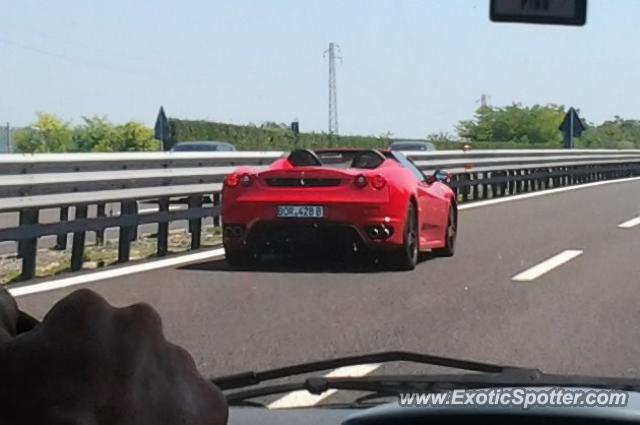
[426, 170, 451, 184]
[490, 0, 587, 26]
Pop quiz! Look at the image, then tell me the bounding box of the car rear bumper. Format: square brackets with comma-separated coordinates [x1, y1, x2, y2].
[222, 202, 406, 251]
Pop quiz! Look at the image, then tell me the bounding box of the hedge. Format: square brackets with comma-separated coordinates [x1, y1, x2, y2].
[166, 119, 390, 151]
[166, 119, 563, 151]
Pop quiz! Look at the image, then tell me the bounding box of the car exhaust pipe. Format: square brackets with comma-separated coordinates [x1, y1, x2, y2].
[366, 224, 394, 240]
[225, 225, 245, 238]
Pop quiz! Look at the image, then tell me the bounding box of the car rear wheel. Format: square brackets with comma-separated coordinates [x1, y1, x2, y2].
[433, 204, 457, 257]
[386, 202, 418, 271]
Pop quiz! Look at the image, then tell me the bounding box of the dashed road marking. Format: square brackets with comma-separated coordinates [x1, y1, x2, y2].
[618, 215, 640, 229]
[267, 364, 380, 409]
[512, 250, 583, 282]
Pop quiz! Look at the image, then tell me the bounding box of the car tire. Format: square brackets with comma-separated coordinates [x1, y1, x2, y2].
[387, 202, 418, 271]
[433, 203, 457, 257]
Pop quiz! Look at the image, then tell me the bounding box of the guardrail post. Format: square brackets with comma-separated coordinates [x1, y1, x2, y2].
[118, 201, 136, 263]
[481, 178, 487, 199]
[157, 198, 169, 257]
[517, 170, 525, 193]
[450, 175, 460, 202]
[18, 208, 39, 281]
[461, 174, 469, 203]
[188, 195, 202, 250]
[130, 202, 139, 241]
[489, 172, 496, 198]
[95, 203, 106, 245]
[530, 173, 536, 191]
[552, 170, 559, 188]
[54, 207, 68, 250]
[471, 174, 478, 200]
[213, 193, 221, 227]
[570, 167, 576, 185]
[70, 205, 88, 272]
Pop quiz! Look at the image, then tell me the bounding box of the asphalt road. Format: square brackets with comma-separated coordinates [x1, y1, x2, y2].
[12, 179, 640, 406]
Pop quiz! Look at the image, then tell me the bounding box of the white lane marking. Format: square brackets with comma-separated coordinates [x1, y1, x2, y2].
[459, 176, 640, 211]
[267, 364, 380, 409]
[618, 216, 640, 229]
[9, 248, 225, 297]
[512, 250, 583, 282]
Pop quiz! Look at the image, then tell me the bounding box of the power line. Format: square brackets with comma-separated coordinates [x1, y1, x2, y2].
[1, 21, 163, 65]
[0, 36, 202, 84]
[0, 36, 150, 77]
[324, 43, 341, 135]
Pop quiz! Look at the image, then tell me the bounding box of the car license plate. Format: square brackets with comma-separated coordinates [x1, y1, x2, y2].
[277, 205, 324, 219]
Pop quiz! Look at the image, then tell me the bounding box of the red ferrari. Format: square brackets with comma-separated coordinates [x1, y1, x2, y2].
[221, 149, 457, 270]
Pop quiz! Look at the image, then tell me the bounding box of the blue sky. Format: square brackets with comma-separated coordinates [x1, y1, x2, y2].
[1, 0, 639, 138]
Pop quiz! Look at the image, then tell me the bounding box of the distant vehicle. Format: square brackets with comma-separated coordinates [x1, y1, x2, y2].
[389, 140, 436, 151]
[170, 141, 236, 152]
[221, 148, 456, 271]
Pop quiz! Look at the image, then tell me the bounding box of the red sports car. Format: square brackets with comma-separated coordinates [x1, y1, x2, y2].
[221, 149, 457, 270]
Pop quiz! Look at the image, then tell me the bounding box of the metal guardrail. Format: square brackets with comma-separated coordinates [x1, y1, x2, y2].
[1, 149, 640, 281]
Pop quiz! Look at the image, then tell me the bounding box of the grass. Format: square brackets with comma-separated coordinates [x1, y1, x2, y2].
[0, 227, 223, 285]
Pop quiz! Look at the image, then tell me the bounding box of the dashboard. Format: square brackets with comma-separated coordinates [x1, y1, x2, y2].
[228, 389, 640, 425]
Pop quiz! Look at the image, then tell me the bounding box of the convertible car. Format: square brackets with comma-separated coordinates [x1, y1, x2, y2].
[221, 149, 457, 270]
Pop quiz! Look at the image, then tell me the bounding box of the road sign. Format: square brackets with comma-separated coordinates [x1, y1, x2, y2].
[490, 0, 587, 26]
[291, 120, 300, 136]
[559, 107, 585, 149]
[154, 106, 170, 151]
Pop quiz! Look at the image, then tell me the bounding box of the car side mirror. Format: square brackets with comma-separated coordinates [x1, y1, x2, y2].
[426, 169, 450, 184]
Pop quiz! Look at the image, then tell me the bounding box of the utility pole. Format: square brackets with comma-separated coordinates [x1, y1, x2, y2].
[5, 122, 10, 153]
[324, 43, 342, 137]
[480, 93, 491, 108]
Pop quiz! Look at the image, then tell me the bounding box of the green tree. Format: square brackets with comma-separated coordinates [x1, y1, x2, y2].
[93, 121, 159, 152]
[14, 113, 73, 153]
[425, 132, 458, 144]
[457, 103, 565, 145]
[576, 117, 640, 149]
[73, 116, 116, 152]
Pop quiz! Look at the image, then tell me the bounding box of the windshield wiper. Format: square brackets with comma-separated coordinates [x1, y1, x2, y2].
[225, 371, 640, 407]
[211, 351, 640, 407]
[211, 350, 516, 391]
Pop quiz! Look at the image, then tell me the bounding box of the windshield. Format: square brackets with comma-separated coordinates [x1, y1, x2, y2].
[390, 142, 436, 151]
[172, 143, 233, 152]
[3, 0, 640, 415]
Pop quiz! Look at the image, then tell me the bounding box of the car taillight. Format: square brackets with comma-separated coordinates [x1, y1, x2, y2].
[240, 174, 253, 187]
[225, 174, 239, 188]
[371, 174, 386, 190]
[354, 174, 368, 188]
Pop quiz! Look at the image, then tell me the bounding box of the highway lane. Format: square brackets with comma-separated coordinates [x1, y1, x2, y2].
[13, 179, 640, 397]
